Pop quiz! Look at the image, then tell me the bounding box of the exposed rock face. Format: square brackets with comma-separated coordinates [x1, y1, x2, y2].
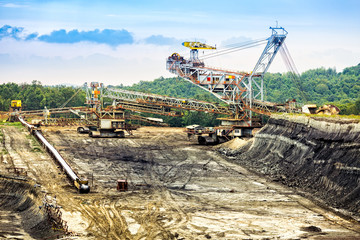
[0, 179, 52, 239]
[233, 115, 360, 216]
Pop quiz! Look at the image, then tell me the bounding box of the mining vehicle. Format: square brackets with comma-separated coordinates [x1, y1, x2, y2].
[98, 25, 298, 144]
[77, 109, 137, 138]
[8, 100, 22, 122]
[77, 82, 139, 138]
[186, 124, 256, 145]
[165, 26, 291, 144]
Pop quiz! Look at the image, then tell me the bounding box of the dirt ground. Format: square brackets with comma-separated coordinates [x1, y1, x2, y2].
[1, 125, 360, 239]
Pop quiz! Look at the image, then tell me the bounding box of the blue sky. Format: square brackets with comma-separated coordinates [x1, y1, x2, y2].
[0, 0, 359, 86]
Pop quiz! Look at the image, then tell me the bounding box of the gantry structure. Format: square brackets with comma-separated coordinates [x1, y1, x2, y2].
[166, 26, 288, 126]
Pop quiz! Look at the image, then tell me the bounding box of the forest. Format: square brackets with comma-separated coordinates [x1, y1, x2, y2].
[115, 63, 360, 117]
[0, 80, 85, 111]
[0, 64, 359, 126]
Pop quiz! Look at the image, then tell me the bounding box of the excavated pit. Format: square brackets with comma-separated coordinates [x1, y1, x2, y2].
[2, 123, 360, 239]
[0, 179, 52, 239]
[224, 115, 360, 219]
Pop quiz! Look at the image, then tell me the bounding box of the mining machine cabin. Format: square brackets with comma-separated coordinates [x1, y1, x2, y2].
[8, 100, 22, 122]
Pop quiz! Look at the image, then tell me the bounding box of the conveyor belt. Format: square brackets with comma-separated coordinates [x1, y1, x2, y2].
[18, 116, 90, 193]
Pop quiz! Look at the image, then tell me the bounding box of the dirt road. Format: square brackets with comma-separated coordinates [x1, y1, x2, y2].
[1, 125, 360, 239]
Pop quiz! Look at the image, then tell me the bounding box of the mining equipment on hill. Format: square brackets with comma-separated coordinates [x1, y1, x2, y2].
[102, 85, 297, 144]
[17, 84, 168, 137]
[14, 26, 301, 144]
[79, 82, 169, 137]
[165, 26, 299, 144]
[100, 26, 301, 144]
[76, 82, 137, 138]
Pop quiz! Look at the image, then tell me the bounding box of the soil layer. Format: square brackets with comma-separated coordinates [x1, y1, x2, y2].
[225, 115, 360, 220]
[1, 124, 360, 239]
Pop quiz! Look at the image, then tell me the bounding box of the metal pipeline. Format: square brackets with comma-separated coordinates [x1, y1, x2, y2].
[18, 116, 90, 193]
[18, 116, 33, 129]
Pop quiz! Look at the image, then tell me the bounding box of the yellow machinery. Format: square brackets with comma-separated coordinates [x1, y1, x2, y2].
[11, 100, 22, 109]
[182, 42, 216, 50]
[8, 100, 22, 122]
[177, 42, 216, 66]
[74, 179, 90, 193]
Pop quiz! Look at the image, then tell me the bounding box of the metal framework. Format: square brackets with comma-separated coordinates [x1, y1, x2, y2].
[128, 114, 169, 127]
[21, 107, 88, 116]
[84, 82, 104, 111]
[103, 86, 295, 121]
[166, 26, 288, 126]
[103, 88, 233, 115]
[19, 27, 293, 131]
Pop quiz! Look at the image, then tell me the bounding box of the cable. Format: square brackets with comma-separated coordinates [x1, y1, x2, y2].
[60, 88, 82, 108]
[202, 38, 267, 57]
[200, 41, 268, 60]
[222, 37, 267, 48]
[279, 43, 308, 102]
[199, 38, 268, 60]
[281, 43, 299, 75]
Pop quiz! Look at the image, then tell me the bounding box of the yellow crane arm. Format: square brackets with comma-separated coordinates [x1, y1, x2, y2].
[182, 42, 216, 50]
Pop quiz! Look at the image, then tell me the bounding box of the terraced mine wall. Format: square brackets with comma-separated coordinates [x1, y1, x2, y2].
[228, 115, 360, 217]
[0, 179, 53, 239]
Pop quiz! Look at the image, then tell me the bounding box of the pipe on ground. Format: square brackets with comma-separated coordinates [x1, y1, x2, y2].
[18, 116, 90, 193]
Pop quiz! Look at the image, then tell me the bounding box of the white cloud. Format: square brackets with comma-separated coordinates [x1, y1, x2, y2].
[0, 53, 174, 86]
[0, 38, 174, 86]
[2, 3, 28, 8]
[293, 48, 360, 73]
[1, 27, 359, 87]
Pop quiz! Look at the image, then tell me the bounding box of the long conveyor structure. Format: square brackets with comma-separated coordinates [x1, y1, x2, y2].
[18, 116, 90, 193]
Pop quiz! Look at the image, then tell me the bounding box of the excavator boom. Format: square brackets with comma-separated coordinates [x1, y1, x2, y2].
[182, 42, 216, 50]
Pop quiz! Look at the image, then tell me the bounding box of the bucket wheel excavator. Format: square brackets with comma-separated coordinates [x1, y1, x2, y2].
[165, 26, 297, 144]
[101, 26, 299, 144]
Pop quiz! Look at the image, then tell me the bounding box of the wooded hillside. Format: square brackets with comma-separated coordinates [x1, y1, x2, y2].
[1, 64, 359, 125]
